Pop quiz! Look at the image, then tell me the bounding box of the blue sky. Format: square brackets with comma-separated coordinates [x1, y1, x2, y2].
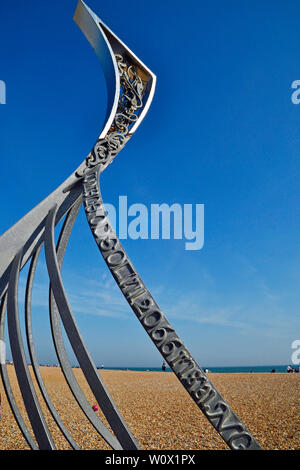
[1, 0, 300, 368]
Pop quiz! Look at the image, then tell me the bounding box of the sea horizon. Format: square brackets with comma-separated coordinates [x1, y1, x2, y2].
[8, 361, 296, 373]
[94, 364, 295, 373]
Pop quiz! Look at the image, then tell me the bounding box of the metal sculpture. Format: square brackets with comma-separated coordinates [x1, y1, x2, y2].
[0, 1, 262, 450]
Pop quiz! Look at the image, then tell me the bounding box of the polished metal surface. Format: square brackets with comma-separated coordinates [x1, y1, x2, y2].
[0, 1, 262, 450]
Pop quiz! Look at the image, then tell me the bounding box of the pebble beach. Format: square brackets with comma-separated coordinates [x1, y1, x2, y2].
[0, 366, 299, 450]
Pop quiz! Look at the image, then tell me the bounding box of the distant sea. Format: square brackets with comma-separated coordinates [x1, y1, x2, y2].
[99, 365, 292, 373]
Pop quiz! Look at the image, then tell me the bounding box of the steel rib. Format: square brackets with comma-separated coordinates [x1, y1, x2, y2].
[44, 205, 138, 450]
[49, 198, 122, 449]
[0, 293, 38, 449]
[25, 241, 80, 450]
[7, 250, 56, 450]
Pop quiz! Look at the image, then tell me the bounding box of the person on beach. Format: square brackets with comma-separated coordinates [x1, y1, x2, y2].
[162, 361, 166, 371]
[287, 365, 294, 373]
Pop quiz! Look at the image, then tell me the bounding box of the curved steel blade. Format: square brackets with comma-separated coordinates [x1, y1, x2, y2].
[0, 0, 155, 298]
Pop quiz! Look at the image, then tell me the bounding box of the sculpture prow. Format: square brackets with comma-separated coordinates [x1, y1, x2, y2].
[0, 0, 156, 298]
